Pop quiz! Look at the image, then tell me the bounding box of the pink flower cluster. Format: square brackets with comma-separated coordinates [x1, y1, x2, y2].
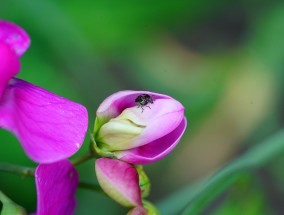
[0, 20, 187, 215]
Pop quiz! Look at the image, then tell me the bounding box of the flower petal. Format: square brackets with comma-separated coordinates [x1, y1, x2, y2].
[95, 158, 142, 207]
[0, 78, 88, 163]
[0, 42, 20, 98]
[98, 98, 184, 151]
[97, 117, 144, 148]
[130, 99, 184, 149]
[115, 118, 187, 164]
[35, 160, 78, 215]
[0, 20, 30, 56]
[96, 90, 171, 124]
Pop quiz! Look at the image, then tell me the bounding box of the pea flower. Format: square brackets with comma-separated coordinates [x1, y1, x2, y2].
[95, 158, 142, 207]
[34, 160, 78, 215]
[93, 91, 186, 164]
[0, 20, 88, 163]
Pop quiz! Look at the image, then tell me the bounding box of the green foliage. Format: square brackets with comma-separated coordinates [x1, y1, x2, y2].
[1, 0, 284, 214]
[158, 130, 284, 214]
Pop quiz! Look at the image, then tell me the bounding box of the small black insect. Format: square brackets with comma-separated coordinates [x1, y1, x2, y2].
[135, 94, 154, 112]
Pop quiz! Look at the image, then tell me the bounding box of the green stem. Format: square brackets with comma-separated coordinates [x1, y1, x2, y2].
[0, 151, 108, 196]
[71, 151, 95, 166]
[0, 163, 34, 177]
[71, 136, 102, 166]
[78, 181, 105, 195]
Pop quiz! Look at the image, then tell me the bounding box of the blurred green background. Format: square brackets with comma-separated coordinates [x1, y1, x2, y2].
[1, 0, 284, 214]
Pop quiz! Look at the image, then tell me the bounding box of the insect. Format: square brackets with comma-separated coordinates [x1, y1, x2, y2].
[135, 94, 154, 112]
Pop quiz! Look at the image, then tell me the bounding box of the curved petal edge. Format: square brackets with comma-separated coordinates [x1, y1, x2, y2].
[0, 78, 88, 163]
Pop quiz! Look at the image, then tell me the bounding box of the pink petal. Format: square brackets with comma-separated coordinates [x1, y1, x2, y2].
[35, 160, 78, 215]
[96, 91, 185, 151]
[0, 20, 30, 56]
[0, 78, 88, 163]
[98, 98, 184, 151]
[119, 98, 184, 150]
[96, 90, 171, 122]
[95, 158, 142, 207]
[116, 118, 187, 164]
[0, 42, 20, 98]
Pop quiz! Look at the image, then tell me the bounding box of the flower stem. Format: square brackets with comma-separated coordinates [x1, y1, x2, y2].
[78, 181, 105, 195]
[71, 151, 95, 166]
[0, 163, 34, 177]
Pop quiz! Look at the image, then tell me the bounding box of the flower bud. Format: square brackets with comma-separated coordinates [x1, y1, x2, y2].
[127, 207, 148, 215]
[127, 201, 160, 215]
[95, 158, 142, 207]
[93, 91, 187, 164]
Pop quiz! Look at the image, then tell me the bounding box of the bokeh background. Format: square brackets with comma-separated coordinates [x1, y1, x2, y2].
[1, 0, 284, 214]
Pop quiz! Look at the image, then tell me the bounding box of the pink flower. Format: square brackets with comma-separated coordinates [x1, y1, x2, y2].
[95, 158, 142, 207]
[34, 160, 78, 215]
[93, 91, 186, 164]
[0, 20, 88, 163]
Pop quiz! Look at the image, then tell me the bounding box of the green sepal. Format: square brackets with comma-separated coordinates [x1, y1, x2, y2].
[143, 200, 160, 215]
[90, 131, 116, 159]
[135, 165, 151, 198]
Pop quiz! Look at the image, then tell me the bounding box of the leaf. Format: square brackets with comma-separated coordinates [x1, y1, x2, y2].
[211, 173, 268, 215]
[0, 191, 27, 215]
[157, 129, 284, 215]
